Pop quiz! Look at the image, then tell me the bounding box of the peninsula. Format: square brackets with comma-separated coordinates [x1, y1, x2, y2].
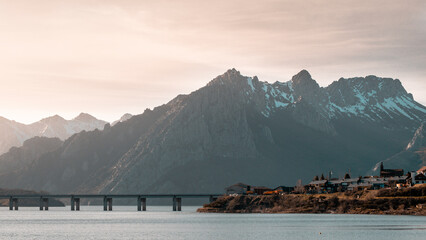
[198, 185, 426, 215]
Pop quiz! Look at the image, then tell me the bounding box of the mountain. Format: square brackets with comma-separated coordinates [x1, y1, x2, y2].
[111, 113, 133, 126]
[0, 113, 107, 155]
[369, 123, 425, 175]
[0, 137, 62, 176]
[0, 69, 424, 195]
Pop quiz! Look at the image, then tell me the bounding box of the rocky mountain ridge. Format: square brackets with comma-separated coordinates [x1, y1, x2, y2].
[0, 113, 107, 155]
[0, 69, 424, 195]
[210, 69, 424, 126]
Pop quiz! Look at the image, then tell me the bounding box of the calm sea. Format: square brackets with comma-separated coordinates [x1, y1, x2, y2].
[0, 206, 425, 239]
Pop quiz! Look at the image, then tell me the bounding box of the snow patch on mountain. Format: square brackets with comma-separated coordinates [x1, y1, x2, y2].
[238, 71, 425, 125]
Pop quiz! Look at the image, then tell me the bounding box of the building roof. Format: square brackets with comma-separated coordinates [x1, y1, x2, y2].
[387, 176, 408, 181]
[308, 180, 327, 185]
[381, 169, 404, 176]
[417, 166, 426, 174]
[342, 178, 359, 183]
[253, 186, 272, 190]
[372, 180, 388, 184]
[225, 182, 250, 190]
[274, 186, 294, 190]
[415, 173, 426, 181]
[328, 180, 343, 184]
[348, 183, 372, 188]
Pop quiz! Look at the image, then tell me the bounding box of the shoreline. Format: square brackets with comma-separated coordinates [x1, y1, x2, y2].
[198, 186, 426, 216]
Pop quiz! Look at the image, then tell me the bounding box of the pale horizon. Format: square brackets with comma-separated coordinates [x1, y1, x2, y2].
[1, 0, 425, 124]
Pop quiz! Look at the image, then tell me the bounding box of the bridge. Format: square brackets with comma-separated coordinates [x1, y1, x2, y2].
[0, 194, 222, 211]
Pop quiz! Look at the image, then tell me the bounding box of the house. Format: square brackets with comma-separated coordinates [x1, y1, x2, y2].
[274, 186, 294, 194]
[387, 175, 408, 188]
[413, 173, 426, 185]
[253, 186, 272, 195]
[360, 176, 388, 189]
[225, 183, 252, 195]
[325, 179, 342, 193]
[379, 162, 404, 177]
[306, 180, 328, 193]
[407, 167, 426, 185]
[371, 180, 388, 189]
[348, 182, 372, 191]
[417, 166, 426, 174]
[340, 178, 360, 191]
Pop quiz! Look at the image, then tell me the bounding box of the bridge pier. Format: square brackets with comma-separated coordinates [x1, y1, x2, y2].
[39, 198, 48, 210]
[137, 197, 147, 211]
[12, 198, 18, 210]
[71, 196, 75, 211]
[177, 198, 182, 211]
[75, 198, 80, 211]
[44, 198, 49, 210]
[172, 197, 182, 211]
[142, 198, 146, 211]
[173, 196, 176, 211]
[108, 198, 112, 211]
[103, 197, 112, 211]
[9, 197, 13, 210]
[71, 197, 80, 211]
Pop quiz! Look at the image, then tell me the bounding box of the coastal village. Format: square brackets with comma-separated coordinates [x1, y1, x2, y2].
[225, 163, 426, 195]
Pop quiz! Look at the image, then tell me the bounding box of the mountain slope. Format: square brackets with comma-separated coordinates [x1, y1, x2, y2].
[0, 113, 107, 155]
[99, 69, 425, 194]
[111, 113, 133, 126]
[0, 69, 424, 194]
[0, 108, 168, 193]
[0, 137, 62, 176]
[368, 123, 425, 175]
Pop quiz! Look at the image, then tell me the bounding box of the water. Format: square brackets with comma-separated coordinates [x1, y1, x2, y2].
[0, 206, 425, 239]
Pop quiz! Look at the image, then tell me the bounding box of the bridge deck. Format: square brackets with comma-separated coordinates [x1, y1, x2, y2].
[1, 193, 222, 212]
[0, 194, 222, 199]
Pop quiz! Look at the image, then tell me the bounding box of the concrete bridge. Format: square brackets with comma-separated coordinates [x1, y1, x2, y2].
[0, 194, 222, 211]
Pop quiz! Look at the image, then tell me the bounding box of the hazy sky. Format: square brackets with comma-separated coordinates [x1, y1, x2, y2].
[0, 0, 425, 123]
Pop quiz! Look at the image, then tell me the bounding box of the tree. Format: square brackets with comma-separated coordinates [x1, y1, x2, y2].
[320, 174, 325, 180]
[295, 179, 305, 193]
[313, 175, 319, 181]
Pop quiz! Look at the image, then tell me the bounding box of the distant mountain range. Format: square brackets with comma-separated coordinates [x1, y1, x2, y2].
[0, 113, 108, 155]
[0, 69, 424, 194]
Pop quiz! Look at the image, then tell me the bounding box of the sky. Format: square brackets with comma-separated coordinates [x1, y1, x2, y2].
[0, 0, 425, 123]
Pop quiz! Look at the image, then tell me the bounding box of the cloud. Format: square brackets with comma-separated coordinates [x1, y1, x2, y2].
[0, 0, 425, 122]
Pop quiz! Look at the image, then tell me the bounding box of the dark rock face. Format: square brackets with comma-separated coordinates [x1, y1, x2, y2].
[368, 123, 426, 175]
[0, 137, 62, 175]
[0, 69, 424, 195]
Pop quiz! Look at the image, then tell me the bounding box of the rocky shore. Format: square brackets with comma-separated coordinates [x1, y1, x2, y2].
[198, 185, 426, 215]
